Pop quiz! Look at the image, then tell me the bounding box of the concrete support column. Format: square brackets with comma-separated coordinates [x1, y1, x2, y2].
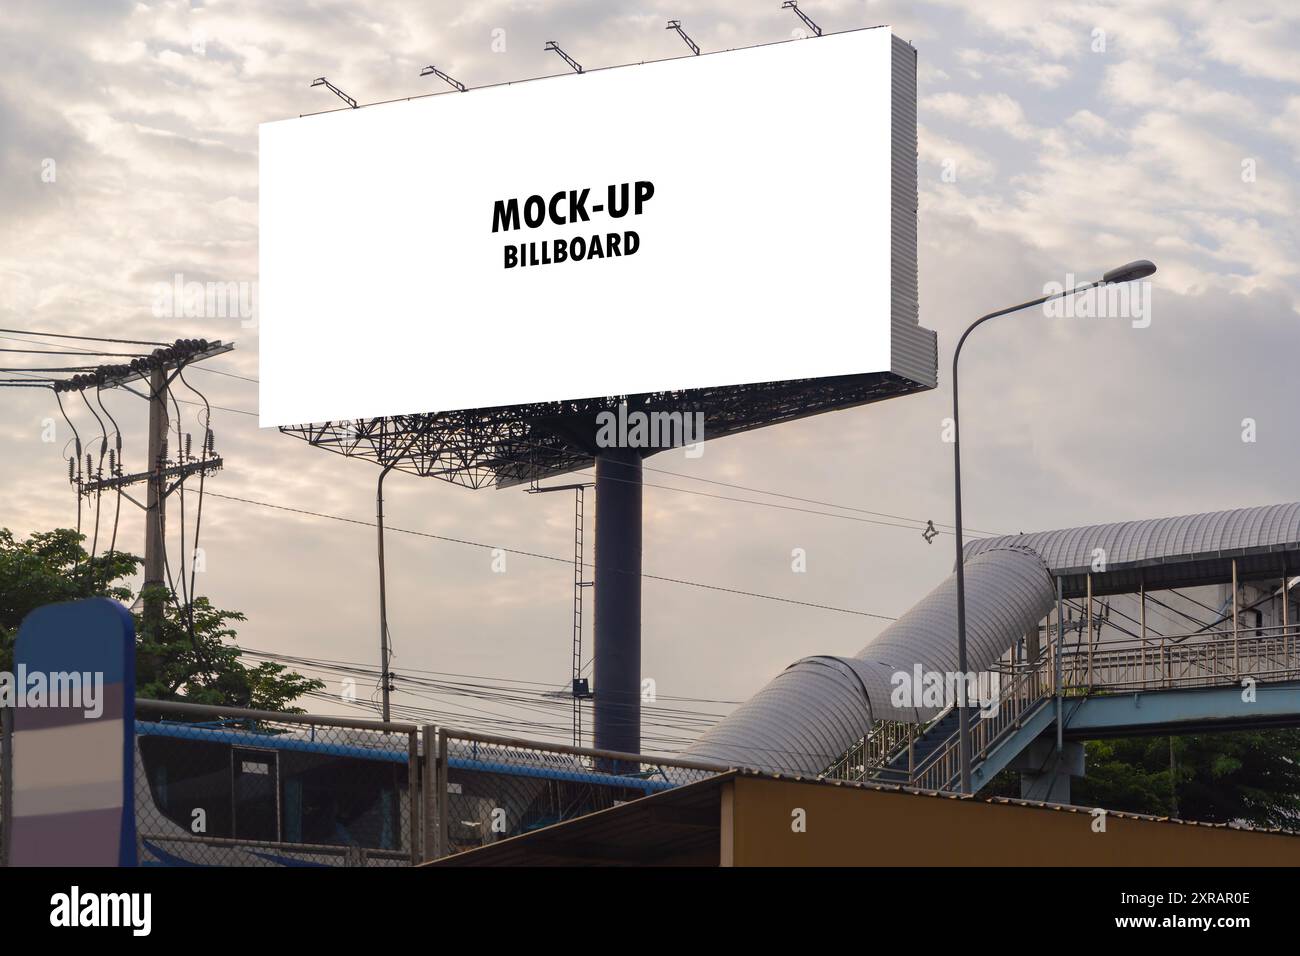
[1012, 737, 1085, 804]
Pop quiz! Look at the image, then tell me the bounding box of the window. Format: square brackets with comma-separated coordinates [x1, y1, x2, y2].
[139, 735, 233, 837]
[141, 733, 406, 851]
[280, 752, 405, 850]
[233, 748, 279, 842]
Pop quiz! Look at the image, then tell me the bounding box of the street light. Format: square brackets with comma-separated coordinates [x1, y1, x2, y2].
[951, 259, 1156, 795]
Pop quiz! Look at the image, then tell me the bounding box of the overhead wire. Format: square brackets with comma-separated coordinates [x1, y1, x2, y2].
[0, 326, 169, 347]
[178, 364, 213, 633]
[0, 331, 254, 385]
[95, 385, 125, 566]
[168, 375, 190, 607]
[204, 489, 899, 622]
[0, 347, 148, 356]
[79, 389, 108, 574]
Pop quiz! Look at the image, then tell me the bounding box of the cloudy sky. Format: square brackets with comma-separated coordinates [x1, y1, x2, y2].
[1, 0, 1297, 753]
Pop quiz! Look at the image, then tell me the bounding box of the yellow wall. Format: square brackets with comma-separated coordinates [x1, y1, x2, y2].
[727, 776, 1300, 866]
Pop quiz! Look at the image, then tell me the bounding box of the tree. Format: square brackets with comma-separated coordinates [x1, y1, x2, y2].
[985, 731, 1300, 828]
[1, 527, 322, 711]
[1075, 732, 1300, 829]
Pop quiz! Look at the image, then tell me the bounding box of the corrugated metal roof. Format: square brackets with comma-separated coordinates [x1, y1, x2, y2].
[686, 546, 1056, 774]
[964, 502, 1300, 574]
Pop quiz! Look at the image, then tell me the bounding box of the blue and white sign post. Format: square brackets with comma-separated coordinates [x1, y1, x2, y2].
[7, 598, 136, 866]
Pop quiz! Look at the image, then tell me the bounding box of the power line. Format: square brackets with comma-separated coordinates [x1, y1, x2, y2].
[0, 365, 100, 372]
[0, 347, 149, 356]
[514, 434, 1002, 538]
[205, 489, 899, 621]
[0, 326, 169, 347]
[638, 463, 1007, 537]
[240, 645, 744, 705]
[0, 333, 257, 384]
[190, 365, 257, 384]
[576, 462, 998, 537]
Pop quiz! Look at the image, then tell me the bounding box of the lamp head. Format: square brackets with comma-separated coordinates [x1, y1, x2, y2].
[1102, 259, 1157, 284]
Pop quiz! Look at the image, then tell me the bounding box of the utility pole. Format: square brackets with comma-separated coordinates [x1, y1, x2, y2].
[143, 365, 168, 638]
[57, 339, 232, 636]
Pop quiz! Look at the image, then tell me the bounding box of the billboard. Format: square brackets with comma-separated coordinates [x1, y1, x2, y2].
[259, 27, 929, 427]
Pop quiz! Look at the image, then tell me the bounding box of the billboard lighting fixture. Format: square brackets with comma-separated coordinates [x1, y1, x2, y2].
[545, 41, 583, 74]
[310, 77, 358, 109]
[420, 64, 467, 93]
[666, 20, 701, 56]
[781, 1, 823, 37]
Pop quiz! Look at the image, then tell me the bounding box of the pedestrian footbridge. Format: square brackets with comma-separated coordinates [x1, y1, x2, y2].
[685, 502, 1300, 800]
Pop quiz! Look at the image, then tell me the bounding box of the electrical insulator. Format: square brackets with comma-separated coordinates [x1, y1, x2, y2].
[68, 457, 75, 485]
[206, 429, 215, 455]
[109, 449, 117, 474]
[86, 453, 93, 478]
[185, 433, 193, 460]
[159, 440, 168, 468]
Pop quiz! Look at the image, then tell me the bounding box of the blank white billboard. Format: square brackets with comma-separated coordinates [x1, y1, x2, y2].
[259, 27, 924, 427]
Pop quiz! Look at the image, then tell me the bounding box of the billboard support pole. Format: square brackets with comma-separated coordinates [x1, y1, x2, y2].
[593, 448, 642, 763]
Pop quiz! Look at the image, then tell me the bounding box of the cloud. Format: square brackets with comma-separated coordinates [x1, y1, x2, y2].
[919, 124, 997, 180]
[921, 91, 1037, 139]
[1102, 59, 1263, 125]
[957, 48, 1071, 89]
[1197, 11, 1300, 84]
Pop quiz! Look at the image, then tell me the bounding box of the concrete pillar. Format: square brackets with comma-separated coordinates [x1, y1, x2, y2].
[1010, 737, 1085, 804]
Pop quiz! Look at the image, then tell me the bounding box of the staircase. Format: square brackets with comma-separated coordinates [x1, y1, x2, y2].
[822, 652, 1055, 793]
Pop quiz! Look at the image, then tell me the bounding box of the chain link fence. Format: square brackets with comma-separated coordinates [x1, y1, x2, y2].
[134, 699, 420, 867]
[425, 727, 729, 859]
[0, 700, 731, 866]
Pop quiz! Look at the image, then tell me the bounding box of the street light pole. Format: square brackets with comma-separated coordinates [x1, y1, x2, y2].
[375, 421, 433, 722]
[951, 260, 1155, 795]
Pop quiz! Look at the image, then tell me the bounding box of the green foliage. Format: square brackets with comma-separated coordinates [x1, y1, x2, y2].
[1076, 732, 1300, 828]
[986, 731, 1300, 828]
[0, 527, 138, 668]
[1071, 738, 1177, 816]
[0, 527, 322, 711]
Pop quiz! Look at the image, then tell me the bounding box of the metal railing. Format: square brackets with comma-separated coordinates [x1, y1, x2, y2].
[909, 653, 1054, 792]
[824, 624, 1300, 792]
[1058, 623, 1300, 693]
[822, 718, 920, 784]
